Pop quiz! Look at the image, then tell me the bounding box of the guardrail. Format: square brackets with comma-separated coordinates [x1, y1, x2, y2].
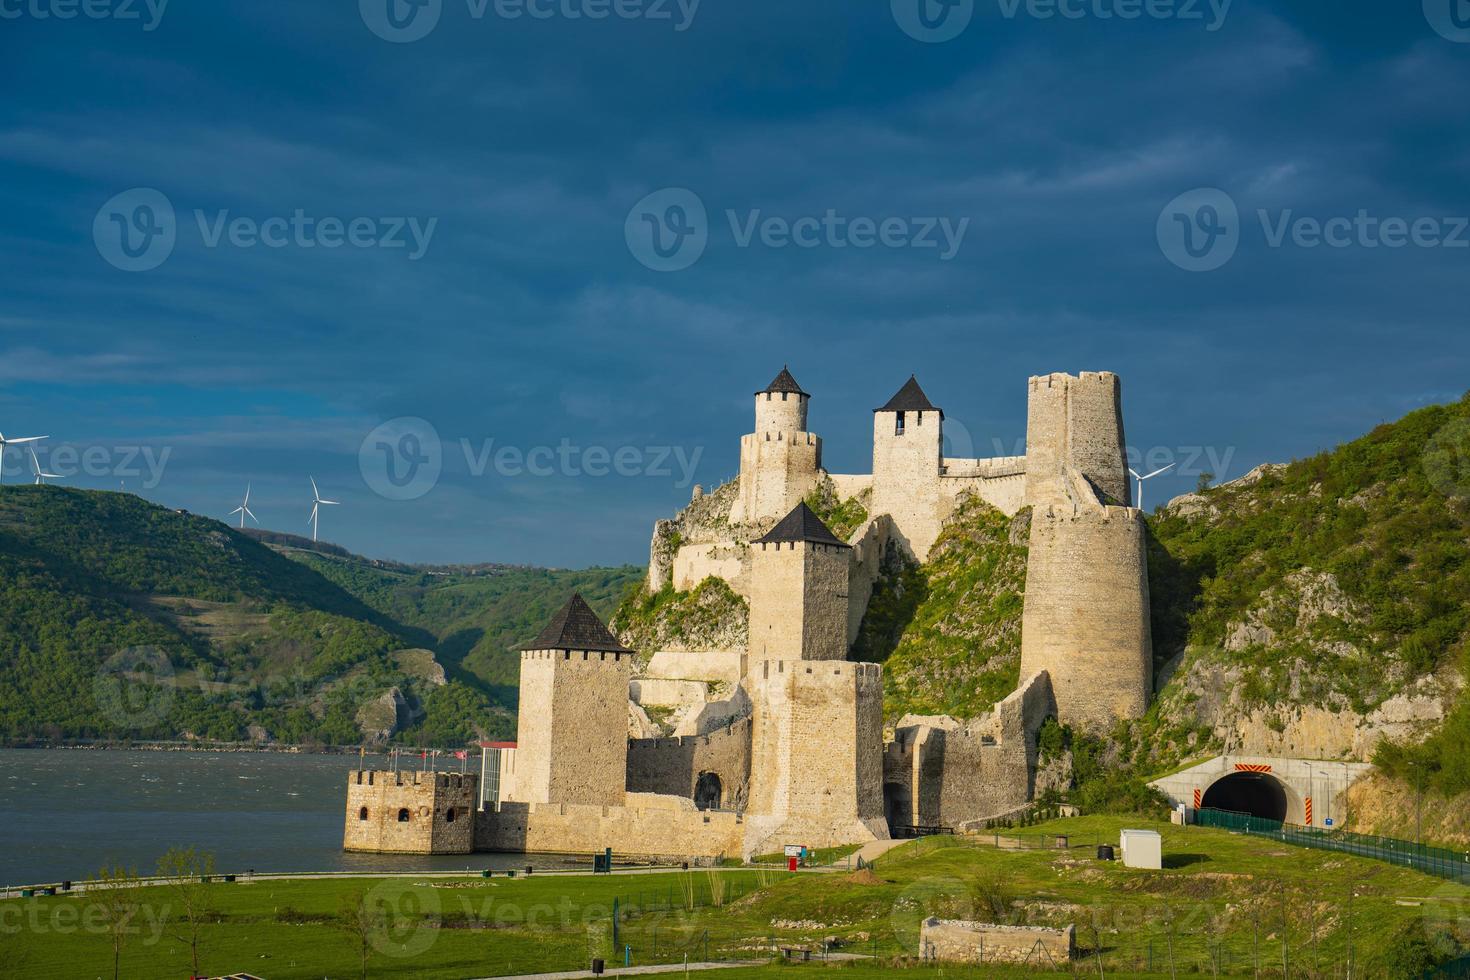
[1194, 807, 1470, 884]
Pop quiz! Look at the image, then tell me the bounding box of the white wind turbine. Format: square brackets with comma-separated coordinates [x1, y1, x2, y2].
[307, 476, 338, 543]
[1129, 462, 1176, 511]
[0, 432, 47, 485]
[29, 447, 60, 486]
[229, 483, 258, 529]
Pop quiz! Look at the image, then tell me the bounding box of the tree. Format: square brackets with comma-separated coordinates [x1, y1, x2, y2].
[156, 846, 217, 978]
[89, 863, 142, 980]
[1196, 471, 1215, 493]
[339, 889, 385, 980]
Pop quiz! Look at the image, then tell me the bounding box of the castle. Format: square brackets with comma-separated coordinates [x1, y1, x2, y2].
[344, 369, 1153, 861]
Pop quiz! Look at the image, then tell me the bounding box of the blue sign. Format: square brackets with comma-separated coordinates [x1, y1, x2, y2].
[1324, 818, 1334, 827]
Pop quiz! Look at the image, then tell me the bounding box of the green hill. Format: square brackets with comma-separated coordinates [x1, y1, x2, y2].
[282, 548, 640, 703]
[0, 486, 640, 749]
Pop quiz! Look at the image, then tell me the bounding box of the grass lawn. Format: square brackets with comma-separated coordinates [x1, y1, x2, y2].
[1, 815, 1466, 978]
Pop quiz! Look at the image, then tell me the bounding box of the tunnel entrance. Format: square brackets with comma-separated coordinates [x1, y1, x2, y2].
[1201, 772, 1288, 822]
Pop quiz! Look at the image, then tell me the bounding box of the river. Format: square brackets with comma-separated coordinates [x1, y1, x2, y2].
[0, 749, 579, 886]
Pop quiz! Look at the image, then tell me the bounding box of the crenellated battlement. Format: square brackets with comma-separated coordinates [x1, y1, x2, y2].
[521, 649, 635, 664]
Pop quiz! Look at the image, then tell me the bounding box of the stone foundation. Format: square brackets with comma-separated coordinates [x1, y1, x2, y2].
[920, 918, 1076, 966]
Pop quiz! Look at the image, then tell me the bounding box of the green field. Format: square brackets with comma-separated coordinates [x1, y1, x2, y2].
[3, 815, 1468, 978]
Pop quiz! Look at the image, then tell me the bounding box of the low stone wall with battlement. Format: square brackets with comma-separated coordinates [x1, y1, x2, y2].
[626, 716, 752, 807]
[884, 672, 1054, 829]
[344, 771, 478, 855]
[474, 796, 745, 861]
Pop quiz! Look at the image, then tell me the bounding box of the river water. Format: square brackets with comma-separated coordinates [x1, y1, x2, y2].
[0, 749, 578, 886]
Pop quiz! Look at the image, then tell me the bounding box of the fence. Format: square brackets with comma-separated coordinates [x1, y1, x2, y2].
[1195, 807, 1470, 884]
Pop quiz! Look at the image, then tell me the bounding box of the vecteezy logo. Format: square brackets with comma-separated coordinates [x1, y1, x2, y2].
[360, 417, 443, 501]
[93, 647, 176, 731]
[892, 0, 974, 43]
[1156, 188, 1240, 272]
[1424, 0, 1470, 42]
[1423, 415, 1470, 501]
[93, 188, 176, 272]
[625, 188, 708, 272]
[360, 0, 442, 42]
[364, 879, 442, 958]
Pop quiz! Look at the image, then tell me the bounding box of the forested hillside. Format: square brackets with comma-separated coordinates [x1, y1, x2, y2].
[0, 486, 639, 748]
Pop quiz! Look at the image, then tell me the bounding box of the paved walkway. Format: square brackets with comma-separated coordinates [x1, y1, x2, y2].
[830, 837, 909, 868]
[468, 961, 763, 980]
[2, 864, 835, 901]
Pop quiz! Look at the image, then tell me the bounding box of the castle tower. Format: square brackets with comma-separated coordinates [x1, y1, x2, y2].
[1018, 371, 1151, 734]
[747, 502, 852, 662]
[1019, 506, 1153, 733]
[508, 594, 634, 807]
[732, 367, 823, 525]
[870, 375, 944, 559]
[745, 659, 887, 856]
[1023, 372, 1130, 508]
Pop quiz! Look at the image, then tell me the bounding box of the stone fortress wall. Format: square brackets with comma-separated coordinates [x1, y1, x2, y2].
[626, 716, 753, 806]
[884, 671, 1056, 831]
[344, 770, 478, 855]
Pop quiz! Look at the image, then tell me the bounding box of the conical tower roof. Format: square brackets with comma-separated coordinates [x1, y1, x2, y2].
[753, 501, 850, 549]
[523, 593, 630, 653]
[875, 375, 942, 418]
[756, 366, 809, 397]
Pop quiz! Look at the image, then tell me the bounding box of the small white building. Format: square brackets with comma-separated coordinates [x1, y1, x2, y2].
[1120, 828, 1162, 869]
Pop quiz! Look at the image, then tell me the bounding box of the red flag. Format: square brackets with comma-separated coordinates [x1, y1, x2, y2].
[453, 750, 467, 760]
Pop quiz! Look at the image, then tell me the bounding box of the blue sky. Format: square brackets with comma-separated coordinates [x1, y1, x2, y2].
[2, 0, 1467, 567]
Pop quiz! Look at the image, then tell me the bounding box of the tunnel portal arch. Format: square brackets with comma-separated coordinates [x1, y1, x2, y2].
[1200, 771, 1290, 822]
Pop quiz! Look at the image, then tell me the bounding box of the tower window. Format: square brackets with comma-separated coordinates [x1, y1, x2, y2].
[397, 808, 411, 822]
[781, 392, 788, 400]
[358, 807, 369, 821]
[445, 808, 457, 823]
[895, 412, 906, 436]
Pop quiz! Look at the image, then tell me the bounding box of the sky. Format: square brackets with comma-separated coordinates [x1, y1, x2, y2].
[1, 0, 1468, 567]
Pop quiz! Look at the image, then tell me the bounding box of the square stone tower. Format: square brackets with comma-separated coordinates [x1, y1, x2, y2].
[870, 376, 945, 559]
[732, 367, 824, 525]
[508, 594, 634, 807]
[745, 659, 887, 855]
[747, 501, 852, 662]
[744, 502, 887, 855]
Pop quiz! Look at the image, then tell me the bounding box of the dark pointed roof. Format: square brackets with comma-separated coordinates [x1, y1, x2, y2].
[523, 594, 631, 653]
[754, 501, 850, 549]
[875, 375, 942, 418]
[756, 366, 808, 397]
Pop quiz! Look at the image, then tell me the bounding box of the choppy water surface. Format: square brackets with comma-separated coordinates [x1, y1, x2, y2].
[0, 749, 574, 886]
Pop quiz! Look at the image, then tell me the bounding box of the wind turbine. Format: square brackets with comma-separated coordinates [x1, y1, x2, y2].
[229, 483, 258, 529]
[1129, 462, 1175, 511]
[28, 447, 60, 485]
[307, 476, 338, 543]
[0, 432, 47, 485]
